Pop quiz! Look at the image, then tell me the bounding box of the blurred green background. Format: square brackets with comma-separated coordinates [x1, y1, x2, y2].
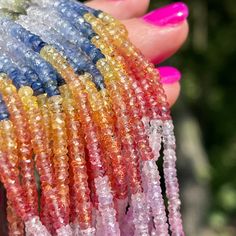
[149, 0, 236, 235]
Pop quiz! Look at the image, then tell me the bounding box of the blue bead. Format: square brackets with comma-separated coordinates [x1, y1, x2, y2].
[31, 82, 45, 96]
[56, 74, 66, 86]
[0, 95, 10, 121]
[12, 75, 29, 89]
[0, 58, 31, 89]
[3, 30, 62, 95]
[8, 21, 46, 53]
[43, 80, 60, 97]
[62, 1, 95, 15]
[93, 10, 103, 17]
[56, 4, 95, 40]
[87, 32, 96, 40]
[75, 7, 89, 16]
[0, 113, 9, 121]
[28, 35, 46, 52]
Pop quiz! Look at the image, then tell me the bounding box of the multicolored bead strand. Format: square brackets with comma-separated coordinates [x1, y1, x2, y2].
[18, 86, 72, 235]
[0, 1, 186, 235]
[6, 202, 25, 236]
[0, 74, 38, 216]
[93, 11, 184, 235]
[0, 98, 50, 235]
[60, 84, 94, 234]
[40, 46, 120, 235]
[83, 14, 166, 234]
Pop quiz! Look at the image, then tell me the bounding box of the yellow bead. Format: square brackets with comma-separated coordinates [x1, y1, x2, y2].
[18, 86, 34, 97]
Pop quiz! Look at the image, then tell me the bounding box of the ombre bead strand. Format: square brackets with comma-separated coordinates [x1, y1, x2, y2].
[96, 12, 169, 120]
[90, 12, 178, 235]
[40, 46, 120, 235]
[0, 118, 25, 236]
[60, 84, 95, 235]
[163, 120, 185, 236]
[47, 94, 71, 226]
[0, 120, 50, 236]
[20, 10, 127, 203]
[0, 74, 38, 216]
[18, 86, 72, 235]
[37, 94, 54, 234]
[95, 59, 149, 235]
[77, 73, 127, 201]
[82, 16, 158, 233]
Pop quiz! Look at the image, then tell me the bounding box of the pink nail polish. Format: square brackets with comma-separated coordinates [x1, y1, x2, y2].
[157, 66, 181, 84]
[143, 2, 189, 26]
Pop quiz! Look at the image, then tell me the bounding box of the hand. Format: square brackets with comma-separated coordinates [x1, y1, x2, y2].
[86, 0, 189, 106]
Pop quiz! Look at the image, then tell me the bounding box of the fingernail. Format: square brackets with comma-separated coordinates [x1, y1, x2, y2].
[157, 66, 181, 84]
[143, 2, 189, 27]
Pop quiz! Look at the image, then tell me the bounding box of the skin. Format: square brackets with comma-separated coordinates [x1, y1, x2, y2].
[86, 0, 189, 106]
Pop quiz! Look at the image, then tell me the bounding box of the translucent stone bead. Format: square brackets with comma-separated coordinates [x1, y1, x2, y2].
[17, 16, 105, 90]
[0, 121, 33, 222]
[148, 119, 163, 161]
[142, 160, 169, 235]
[0, 76, 38, 215]
[163, 120, 184, 236]
[7, 202, 25, 236]
[60, 85, 93, 231]
[0, 33, 61, 96]
[56, 224, 73, 236]
[95, 176, 120, 236]
[131, 192, 150, 236]
[25, 216, 51, 236]
[18, 86, 66, 231]
[80, 227, 96, 236]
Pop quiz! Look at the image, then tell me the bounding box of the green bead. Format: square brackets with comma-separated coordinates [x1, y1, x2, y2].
[0, 0, 29, 15]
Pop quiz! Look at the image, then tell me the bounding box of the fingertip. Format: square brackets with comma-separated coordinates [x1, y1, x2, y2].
[86, 0, 150, 19]
[163, 82, 181, 107]
[123, 17, 189, 63]
[155, 66, 181, 106]
[157, 66, 182, 84]
[143, 2, 189, 27]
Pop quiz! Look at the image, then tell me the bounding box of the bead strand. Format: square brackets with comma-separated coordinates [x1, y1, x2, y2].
[0, 74, 38, 216]
[47, 95, 70, 225]
[18, 86, 68, 234]
[81, 72, 127, 200]
[0, 2, 185, 234]
[0, 118, 29, 233]
[96, 58, 149, 234]
[163, 120, 185, 236]
[37, 94, 54, 234]
[7, 202, 25, 236]
[0, 118, 50, 235]
[40, 46, 120, 235]
[88, 13, 170, 234]
[96, 12, 169, 119]
[60, 84, 95, 235]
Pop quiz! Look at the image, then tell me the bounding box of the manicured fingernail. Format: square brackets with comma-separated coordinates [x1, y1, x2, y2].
[143, 2, 189, 27]
[157, 66, 181, 84]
